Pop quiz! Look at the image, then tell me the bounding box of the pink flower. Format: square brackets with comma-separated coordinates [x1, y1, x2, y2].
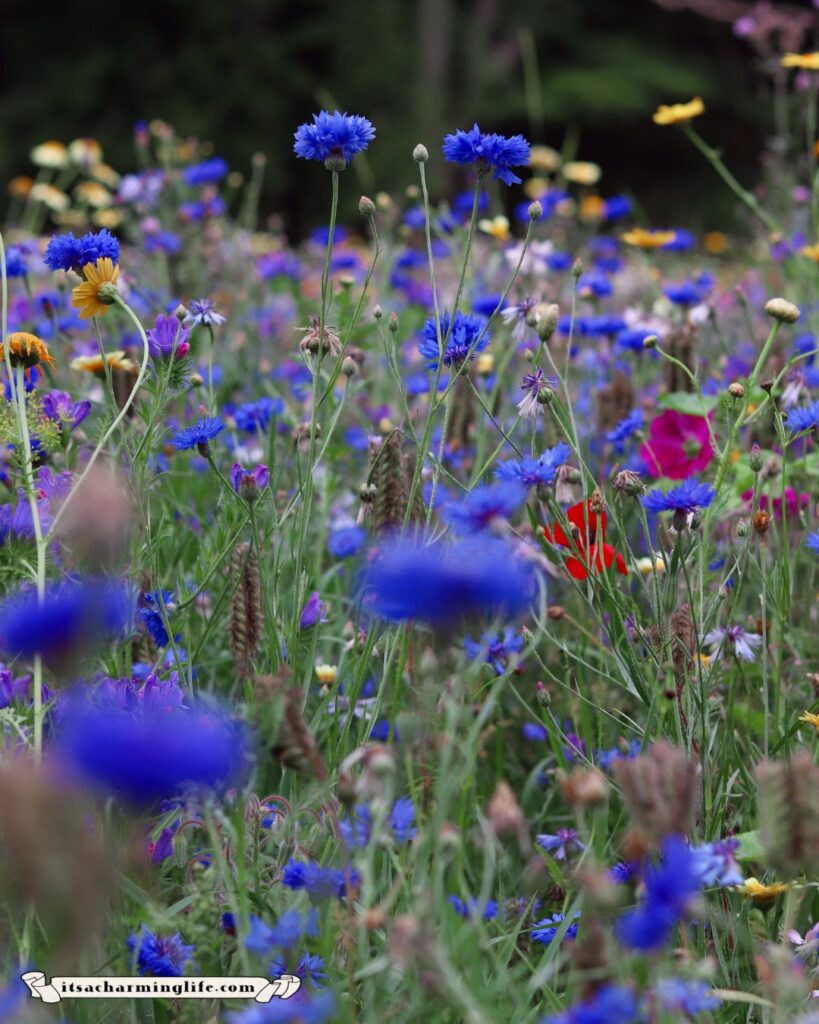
[640, 410, 715, 479]
[741, 486, 809, 521]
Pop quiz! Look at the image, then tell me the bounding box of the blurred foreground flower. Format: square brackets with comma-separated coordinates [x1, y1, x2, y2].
[362, 535, 534, 624]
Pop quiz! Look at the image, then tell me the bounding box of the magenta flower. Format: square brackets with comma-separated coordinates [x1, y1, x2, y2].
[639, 410, 714, 479]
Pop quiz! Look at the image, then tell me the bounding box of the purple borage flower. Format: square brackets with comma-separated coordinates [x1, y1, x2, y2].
[146, 314, 190, 360]
[300, 591, 327, 630]
[442, 123, 531, 185]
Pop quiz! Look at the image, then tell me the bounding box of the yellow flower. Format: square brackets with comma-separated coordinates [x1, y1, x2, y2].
[476, 353, 494, 375]
[636, 555, 665, 576]
[704, 231, 727, 255]
[71, 350, 135, 376]
[92, 208, 124, 229]
[90, 163, 121, 188]
[739, 877, 789, 908]
[478, 215, 510, 241]
[580, 195, 605, 221]
[529, 145, 561, 172]
[71, 258, 120, 319]
[799, 711, 819, 730]
[622, 227, 677, 249]
[523, 176, 550, 199]
[652, 97, 705, 126]
[563, 161, 601, 186]
[0, 332, 56, 375]
[74, 181, 113, 208]
[53, 211, 88, 229]
[801, 245, 819, 262]
[29, 141, 68, 169]
[782, 52, 819, 70]
[30, 183, 70, 211]
[315, 663, 337, 685]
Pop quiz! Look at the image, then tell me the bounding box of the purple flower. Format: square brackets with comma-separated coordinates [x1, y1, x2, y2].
[127, 926, 194, 977]
[532, 912, 580, 944]
[536, 828, 585, 861]
[517, 366, 557, 419]
[41, 389, 91, 430]
[230, 462, 270, 501]
[300, 591, 327, 630]
[182, 157, 228, 186]
[703, 625, 763, 662]
[184, 298, 226, 328]
[146, 314, 191, 360]
[418, 310, 489, 370]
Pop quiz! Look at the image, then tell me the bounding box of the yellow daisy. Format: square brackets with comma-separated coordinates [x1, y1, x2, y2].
[636, 555, 665, 576]
[622, 227, 677, 249]
[30, 183, 70, 212]
[478, 215, 511, 241]
[782, 52, 819, 70]
[739, 877, 789, 908]
[71, 351, 135, 376]
[1, 332, 56, 375]
[800, 245, 819, 262]
[652, 97, 705, 126]
[704, 231, 728, 255]
[68, 138, 103, 167]
[71, 258, 120, 319]
[799, 711, 819, 730]
[476, 353, 494, 375]
[315, 663, 337, 685]
[74, 181, 113, 208]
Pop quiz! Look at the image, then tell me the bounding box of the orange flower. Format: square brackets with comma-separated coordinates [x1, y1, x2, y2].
[622, 227, 677, 249]
[71, 257, 120, 319]
[782, 52, 819, 71]
[0, 332, 56, 376]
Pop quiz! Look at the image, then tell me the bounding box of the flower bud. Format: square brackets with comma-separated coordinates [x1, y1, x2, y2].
[537, 303, 560, 342]
[535, 681, 550, 707]
[342, 356, 358, 378]
[388, 313, 399, 334]
[749, 443, 763, 472]
[643, 334, 659, 350]
[764, 297, 801, 324]
[753, 509, 771, 536]
[324, 153, 347, 172]
[572, 258, 583, 279]
[412, 143, 429, 163]
[527, 200, 543, 220]
[373, 304, 383, 320]
[174, 304, 188, 322]
[728, 381, 745, 399]
[359, 195, 376, 218]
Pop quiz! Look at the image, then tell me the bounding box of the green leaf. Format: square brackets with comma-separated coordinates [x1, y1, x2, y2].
[733, 829, 765, 861]
[657, 392, 718, 416]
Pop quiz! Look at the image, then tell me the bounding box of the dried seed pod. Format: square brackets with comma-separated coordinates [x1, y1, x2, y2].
[670, 603, 697, 680]
[613, 740, 700, 844]
[256, 672, 327, 781]
[228, 542, 263, 679]
[755, 751, 819, 876]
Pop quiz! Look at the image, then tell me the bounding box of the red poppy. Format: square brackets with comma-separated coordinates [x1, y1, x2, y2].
[543, 499, 628, 580]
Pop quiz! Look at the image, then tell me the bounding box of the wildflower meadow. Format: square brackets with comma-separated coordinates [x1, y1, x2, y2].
[4, 33, 819, 1024]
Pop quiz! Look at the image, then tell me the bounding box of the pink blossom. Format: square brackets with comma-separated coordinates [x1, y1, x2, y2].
[742, 486, 809, 521]
[639, 410, 715, 479]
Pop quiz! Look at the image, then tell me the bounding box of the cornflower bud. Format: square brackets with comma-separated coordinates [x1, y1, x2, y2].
[728, 381, 745, 399]
[528, 200, 543, 220]
[412, 143, 429, 163]
[388, 313, 399, 333]
[359, 195, 376, 217]
[764, 297, 801, 324]
[749, 442, 763, 472]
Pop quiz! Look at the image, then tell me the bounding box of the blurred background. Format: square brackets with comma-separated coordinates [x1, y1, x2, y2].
[1, 0, 816, 235]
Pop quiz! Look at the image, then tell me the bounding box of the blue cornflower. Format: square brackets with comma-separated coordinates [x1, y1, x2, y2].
[464, 629, 524, 675]
[184, 298, 226, 327]
[0, 578, 130, 662]
[390, 797, 418, 843]
[615, 836, 702, 951]
[171, 417, 225, 453]
[235, 397, 284, 433]
[541, 985, 639, 1024]
[327, 525, 366, 559]
[602, 195, 632, 221]
[610, 860, 641, 885]
[806, 531, 819, 554]
[182, 157, 229, 185]
[138, 590, 175, 648]
[56, 696, 249, 804]
[662, 229, 696, 252]
[127, 926, 194, 977]
[616, 328, 653, 353]
[228, 989, 336, 1024]
[418, 310, 489, 370]
[270, 952, 328, 987]
[282, 859, 358, 902]
[44, 228, 120, 273]
[495, 443, 571, 488]
[655, 978, 720, 1014]
[363, 535, 534, 624]
[449, 895, 499, 920]
[537, 829, 585, 861]
[532, 912, 580, 944]
[442, 481, 527, 534]
[690, 838, 744, 887]
[442, 124, 530, 185]
[642, 478, 716, 516]
[606, 410, 644, 453]
[663, 281, 703, 305]
[5, 245, 28, 277]
[522, 721, 548, 742]
[294, 111, 375, 167]
[785, 399, 819, 434]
